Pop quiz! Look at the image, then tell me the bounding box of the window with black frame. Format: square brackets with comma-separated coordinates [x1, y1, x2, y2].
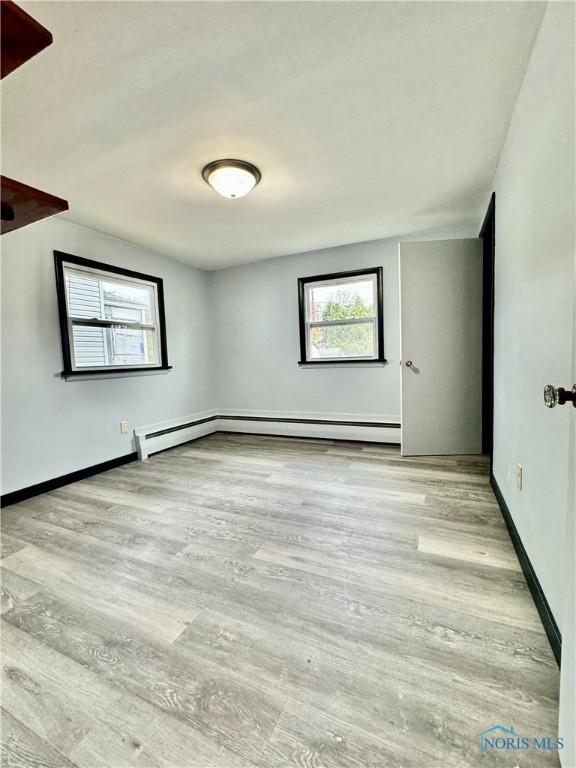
[54, 251, 170, 376]
[298, 267, 385, 364]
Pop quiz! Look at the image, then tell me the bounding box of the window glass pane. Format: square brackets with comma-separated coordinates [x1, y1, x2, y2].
[71, 324, 158, 368]
[307, 278, 375, 322]
[62, 262, 163, 371]
[308, 321, 375, 359]
[102, 280, 153, 324]
[65, 273, 103, 319]
[104, 304, 144, 323]
[106, 327, 155, 366]
[65, 270, 155, 324]
[71, 325, 107, 367]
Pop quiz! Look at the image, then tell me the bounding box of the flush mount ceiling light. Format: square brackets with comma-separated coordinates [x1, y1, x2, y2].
[202, 159, 261, 199]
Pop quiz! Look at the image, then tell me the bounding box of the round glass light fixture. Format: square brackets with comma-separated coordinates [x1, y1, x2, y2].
[202, 159, 261, 199]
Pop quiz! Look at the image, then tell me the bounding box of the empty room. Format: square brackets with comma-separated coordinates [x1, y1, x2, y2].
[1, 1, 574, 766]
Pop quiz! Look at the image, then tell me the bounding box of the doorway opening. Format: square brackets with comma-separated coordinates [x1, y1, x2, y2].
[479, 193, 495, 457]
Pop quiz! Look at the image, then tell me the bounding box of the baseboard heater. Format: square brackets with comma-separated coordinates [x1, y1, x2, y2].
[135, 412, 401, 460]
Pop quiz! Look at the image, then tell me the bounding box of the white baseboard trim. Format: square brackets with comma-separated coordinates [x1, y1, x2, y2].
[134, 410, 401, 460]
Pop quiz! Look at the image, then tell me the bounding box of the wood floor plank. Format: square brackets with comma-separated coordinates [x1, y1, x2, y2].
[1, 620, 254, 768]
[179, 447, 286, 468]
[174, 606, 557, 767]
[251, 540, 540, 631]
[50, 483, 176, 513]
[1, 708, 78, 768]
[33, 502, 261, 559]
[3, 590, 284, 766]
[0, 434, 560, 768]
[25, 504, 186, 557]
[1, 568, 40, 615]
[2, 544, 201, 643]
[265, 472, 427, 505]
[263, 695, 558, 768]
[417, 532, 522, 571]
[1, 533, 28, 560]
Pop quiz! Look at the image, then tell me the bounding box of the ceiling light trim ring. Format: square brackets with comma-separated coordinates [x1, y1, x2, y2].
[202, 159, 261, 186]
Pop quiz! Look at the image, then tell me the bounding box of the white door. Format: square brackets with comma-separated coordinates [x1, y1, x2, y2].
[558, 257, 575, 767]
[400, 239, 483, 456]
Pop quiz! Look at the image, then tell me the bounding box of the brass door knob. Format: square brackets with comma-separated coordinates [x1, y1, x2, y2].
[544, 384, 576, 408]
[405, 360, 413, 368]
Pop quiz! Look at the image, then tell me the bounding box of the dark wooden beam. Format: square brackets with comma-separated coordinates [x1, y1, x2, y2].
[1, 176, 68, 234]
[1, 0, 53, 79]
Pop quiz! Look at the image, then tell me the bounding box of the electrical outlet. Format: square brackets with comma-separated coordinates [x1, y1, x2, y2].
[516, 464, 523, 491]
[120, 420, 128, 435]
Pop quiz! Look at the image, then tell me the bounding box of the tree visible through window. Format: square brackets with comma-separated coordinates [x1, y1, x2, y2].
[298, 268, 385, 364]
[315, 290, 374, 357]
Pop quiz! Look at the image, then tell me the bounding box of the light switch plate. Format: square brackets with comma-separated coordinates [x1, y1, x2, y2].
[120, 420, 128, 434]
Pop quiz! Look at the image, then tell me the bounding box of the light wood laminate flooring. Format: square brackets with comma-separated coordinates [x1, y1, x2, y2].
[0, 434, 560, 767]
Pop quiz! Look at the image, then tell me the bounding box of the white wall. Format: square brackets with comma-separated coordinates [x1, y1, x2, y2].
[491, 1, 575, 631]
[0, 215, 479, 494]
[210, 238, 400, 420]
[210, 224, 479, 421]
[1, 218, 214, 494]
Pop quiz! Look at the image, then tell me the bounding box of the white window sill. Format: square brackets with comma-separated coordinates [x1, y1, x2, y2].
[62, 367, 172, 382]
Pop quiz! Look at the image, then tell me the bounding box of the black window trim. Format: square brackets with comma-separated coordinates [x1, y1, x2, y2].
[297, 266, 386, 366]
[54, 250, 171, 378]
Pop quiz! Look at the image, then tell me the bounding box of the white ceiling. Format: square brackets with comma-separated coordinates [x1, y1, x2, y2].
[3, 1, 544, 270]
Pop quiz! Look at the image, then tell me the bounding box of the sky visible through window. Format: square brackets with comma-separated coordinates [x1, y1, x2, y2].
[308, 279, 374, 320]
[101, 280, 150, 308]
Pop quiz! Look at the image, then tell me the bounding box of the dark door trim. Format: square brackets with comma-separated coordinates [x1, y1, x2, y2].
[479, 193, 495, 459]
